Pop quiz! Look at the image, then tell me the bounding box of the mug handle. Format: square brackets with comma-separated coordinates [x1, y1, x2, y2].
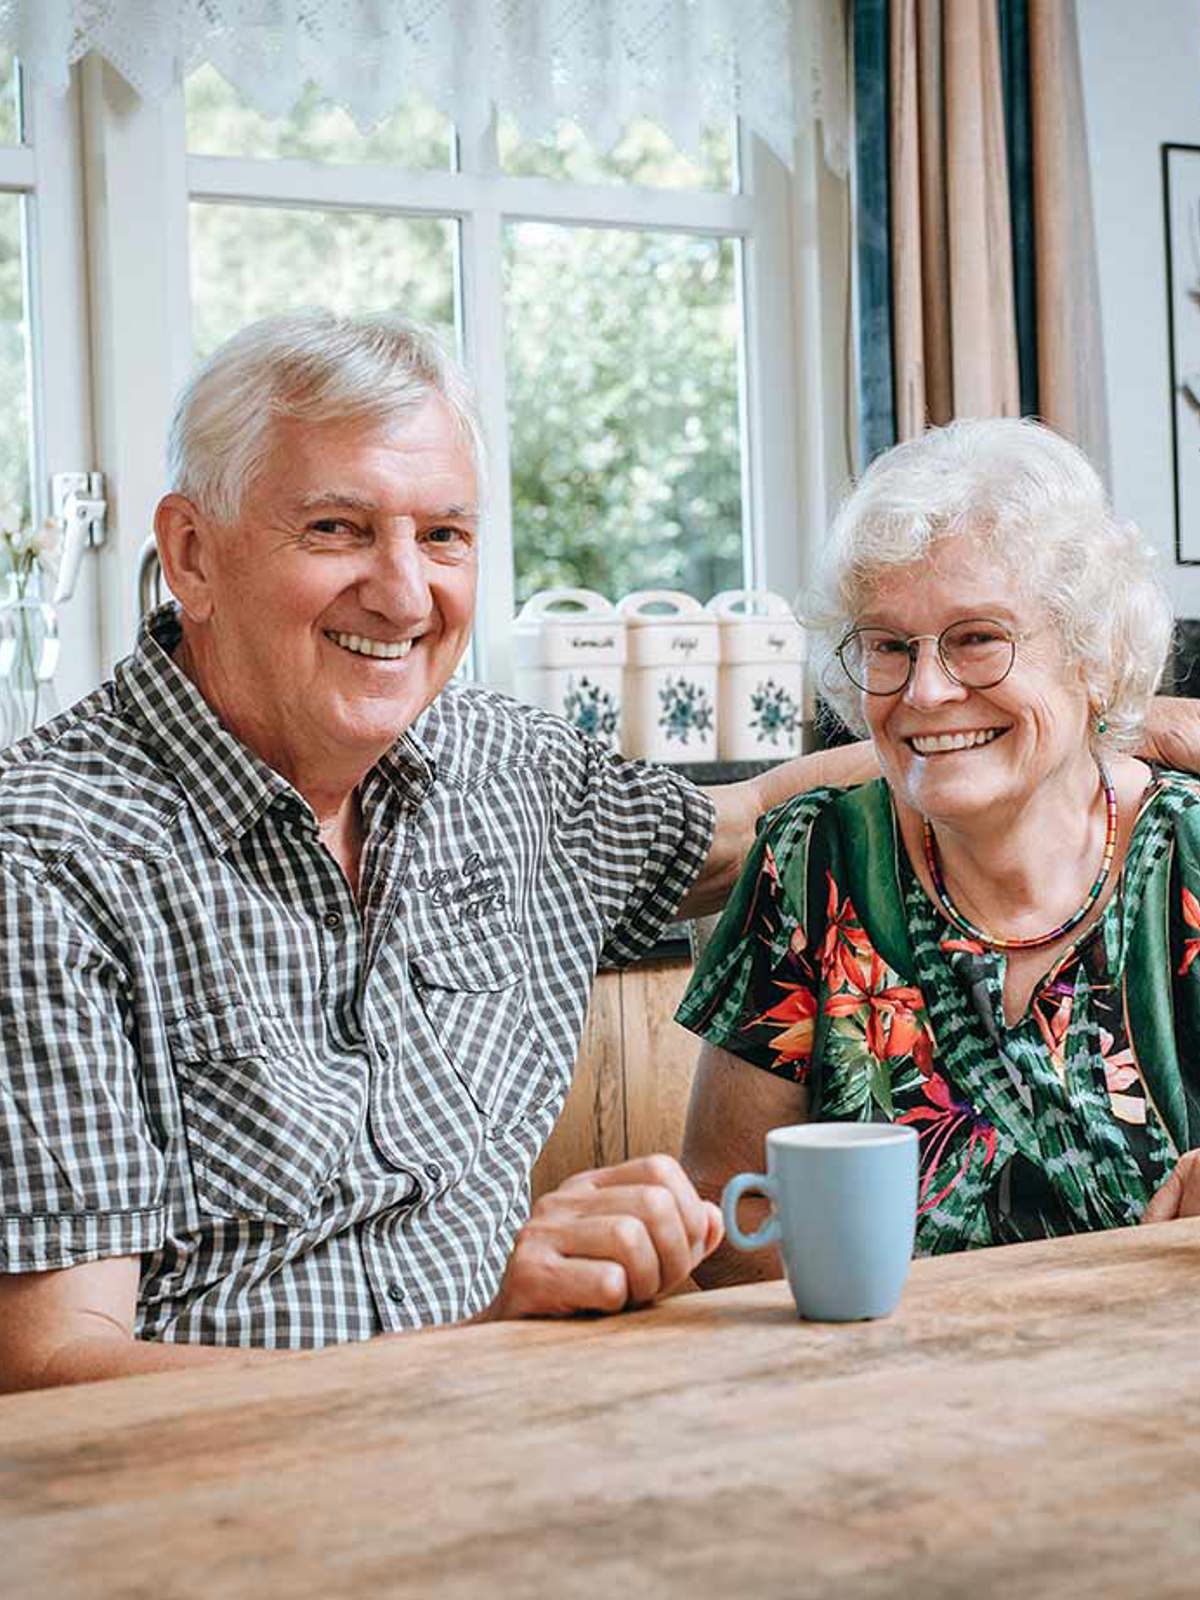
[722, 1171, 782, 1252]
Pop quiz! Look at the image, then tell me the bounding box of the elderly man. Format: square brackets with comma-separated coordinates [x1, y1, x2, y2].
[0, 311, 884, 1391]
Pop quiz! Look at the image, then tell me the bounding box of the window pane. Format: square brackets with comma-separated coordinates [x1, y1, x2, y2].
[505, 224, 745, 604]
[185, 63, 452, 168]
[0, 194, 33, 516]
[0, 50, 21, 145]
[189, 203, 458, 361]
[498, 115, 735, 191]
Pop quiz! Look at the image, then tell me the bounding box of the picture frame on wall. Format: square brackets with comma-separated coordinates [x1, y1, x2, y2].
[1163, 143, 1200, 564]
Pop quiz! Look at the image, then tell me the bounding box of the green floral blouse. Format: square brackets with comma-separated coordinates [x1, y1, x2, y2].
[677, 772, 1200, 1253]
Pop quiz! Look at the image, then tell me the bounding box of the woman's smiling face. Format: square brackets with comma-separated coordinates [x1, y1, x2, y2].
[856, 537, 1094, 826]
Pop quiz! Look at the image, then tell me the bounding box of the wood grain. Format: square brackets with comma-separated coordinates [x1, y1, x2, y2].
[4, 1221, 1200, 1598]
[531, 969, 625, 1199]
[619, 958, 697, 1162]
[533, 958, 696, 1201]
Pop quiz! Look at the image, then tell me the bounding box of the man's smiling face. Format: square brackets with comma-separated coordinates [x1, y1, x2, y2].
[188, 396, 478, 786]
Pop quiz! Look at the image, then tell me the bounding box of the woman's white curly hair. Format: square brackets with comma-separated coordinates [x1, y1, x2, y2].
[808, 417, 1172, 751]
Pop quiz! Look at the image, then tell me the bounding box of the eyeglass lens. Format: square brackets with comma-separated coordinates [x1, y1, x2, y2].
[839, 619, 1016, 694]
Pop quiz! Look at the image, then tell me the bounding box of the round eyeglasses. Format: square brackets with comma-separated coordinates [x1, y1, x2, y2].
[836, 618, 1020, 696]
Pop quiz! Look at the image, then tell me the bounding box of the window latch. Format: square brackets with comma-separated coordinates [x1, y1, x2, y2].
[51, 471, 108, 605]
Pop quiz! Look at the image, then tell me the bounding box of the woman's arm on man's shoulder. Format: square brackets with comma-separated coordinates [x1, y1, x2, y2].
[680, 741, 878, 918]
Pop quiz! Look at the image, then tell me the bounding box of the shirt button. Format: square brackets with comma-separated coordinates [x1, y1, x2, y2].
[423, 1162, 442, 1182]
[323, 910, 343, 931]
[386, 1282, 406, 1304]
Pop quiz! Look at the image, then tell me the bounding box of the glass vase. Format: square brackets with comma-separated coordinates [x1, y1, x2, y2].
[0, 580, 60, 749]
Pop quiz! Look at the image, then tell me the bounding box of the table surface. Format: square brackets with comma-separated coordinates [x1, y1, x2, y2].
[4, 1219, 1200, 1600]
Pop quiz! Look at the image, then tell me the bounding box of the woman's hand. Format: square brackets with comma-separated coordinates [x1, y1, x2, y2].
[1142, 1151, 1200, 1223]
[1140, 697, 1200, 774]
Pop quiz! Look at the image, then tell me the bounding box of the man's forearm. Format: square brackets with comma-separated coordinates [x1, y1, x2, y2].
[5, 1333, 280, 1394]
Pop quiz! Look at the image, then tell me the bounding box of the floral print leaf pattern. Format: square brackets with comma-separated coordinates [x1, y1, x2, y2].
[816, 875, 935, 1114]
[897, 1068, 997, 1214]
[677, 777, 1200, 1258]
[1179, 885, 1200, 976]
[751, 983, 817, 1074]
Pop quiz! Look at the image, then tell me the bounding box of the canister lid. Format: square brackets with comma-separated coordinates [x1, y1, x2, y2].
[513, 587, 625, 668]
[617, 590, 719, 667]
[707, 589, 796, 622]
[706, 589, 805, 663]
[617, 590, 715, 626]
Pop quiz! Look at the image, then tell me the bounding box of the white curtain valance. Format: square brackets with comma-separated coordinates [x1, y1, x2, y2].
[0, 0, 848, 176]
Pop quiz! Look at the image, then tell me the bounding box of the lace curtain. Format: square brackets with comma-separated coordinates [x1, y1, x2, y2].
[0, 0, 848, 175]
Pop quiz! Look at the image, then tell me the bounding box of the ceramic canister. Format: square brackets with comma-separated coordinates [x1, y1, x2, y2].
[512, 588, 626, 750]
[617, 590, 720, 762]
[707, 589, 807, 761]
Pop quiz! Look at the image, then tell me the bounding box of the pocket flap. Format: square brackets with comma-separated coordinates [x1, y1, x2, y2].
[168, 1003, 272, 1063]
[409, 931, 525, 992]
[166, 1004, 363, 1225]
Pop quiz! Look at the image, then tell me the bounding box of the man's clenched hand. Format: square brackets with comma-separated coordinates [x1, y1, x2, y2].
[485, 1155, 723, 1319]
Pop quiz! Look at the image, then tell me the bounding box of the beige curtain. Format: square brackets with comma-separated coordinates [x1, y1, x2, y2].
[887, 0, 1109, 475]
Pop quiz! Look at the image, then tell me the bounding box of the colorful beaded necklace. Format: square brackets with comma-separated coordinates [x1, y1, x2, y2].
[921, 759, 1118, 951]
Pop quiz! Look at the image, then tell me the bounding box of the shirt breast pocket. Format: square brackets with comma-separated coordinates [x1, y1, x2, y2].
[408, 933, 564, 1130]
[168, 1005, 365, 1225]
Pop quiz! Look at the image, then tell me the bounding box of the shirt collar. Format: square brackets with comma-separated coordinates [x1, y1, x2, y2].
[115, 605, 438, 850]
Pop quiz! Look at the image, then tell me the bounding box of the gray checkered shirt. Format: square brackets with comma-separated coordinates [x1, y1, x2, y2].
[0, 607, 714, 1346]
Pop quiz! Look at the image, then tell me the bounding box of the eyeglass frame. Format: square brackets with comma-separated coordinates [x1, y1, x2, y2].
[834, 616, 1027, 696]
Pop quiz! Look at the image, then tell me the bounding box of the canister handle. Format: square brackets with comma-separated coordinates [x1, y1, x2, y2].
[617, 590, 708, 621]
[706, 589, 796, 621]
[515, 587, 615, 621]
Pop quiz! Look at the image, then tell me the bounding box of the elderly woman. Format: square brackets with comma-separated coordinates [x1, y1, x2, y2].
[679, 417, 1200, 1275]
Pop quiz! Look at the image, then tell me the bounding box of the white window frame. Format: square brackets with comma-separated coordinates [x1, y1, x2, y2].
[0, 69, 100, 706]
[72, 60, 809, 693]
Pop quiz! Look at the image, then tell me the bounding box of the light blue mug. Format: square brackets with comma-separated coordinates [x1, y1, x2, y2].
[722, 1123, 919, 1321]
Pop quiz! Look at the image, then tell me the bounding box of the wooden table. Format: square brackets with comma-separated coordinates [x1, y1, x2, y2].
[4, 1220, 1200, 1599]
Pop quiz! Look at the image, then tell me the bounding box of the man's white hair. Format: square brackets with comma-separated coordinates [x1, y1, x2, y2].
[167, 309, 485, 524]
[809, 416, 1172, 750]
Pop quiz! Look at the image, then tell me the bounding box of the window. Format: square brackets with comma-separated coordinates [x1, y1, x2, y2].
[177, 71, 794, 686]
[0, 190, 32, 517]
[0, 46, 19, 144]
[0, 49, 32, 517]
[0, 53, 96, 711]
[190, 204, 459, 361]
[504, 222, 744, 604]
[497, 114, 735, 191]
[185, 63, 453, 169]
[0, 50, 804, 706]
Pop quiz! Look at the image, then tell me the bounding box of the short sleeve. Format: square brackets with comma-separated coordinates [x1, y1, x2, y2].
[675, 791, 835, 1082]
[0, 850, 166, 1271]
[539, 718, 716, 968]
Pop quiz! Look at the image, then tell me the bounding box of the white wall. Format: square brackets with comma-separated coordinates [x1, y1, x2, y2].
[1078, 0, 1200, 615]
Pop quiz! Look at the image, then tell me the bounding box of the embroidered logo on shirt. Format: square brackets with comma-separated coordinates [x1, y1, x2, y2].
[414, 851, 508, 922]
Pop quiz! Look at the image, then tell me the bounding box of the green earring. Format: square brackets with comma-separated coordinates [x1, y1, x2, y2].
[1094, 713, 1109, 736]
